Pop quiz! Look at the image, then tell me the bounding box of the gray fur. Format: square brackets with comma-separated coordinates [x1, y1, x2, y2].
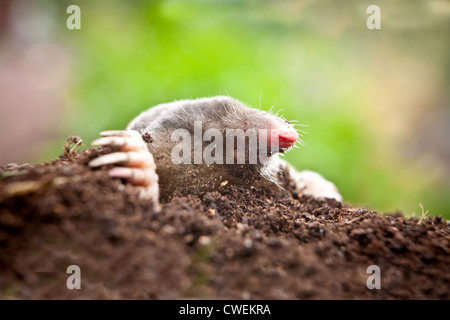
[126, 96, 341, 202]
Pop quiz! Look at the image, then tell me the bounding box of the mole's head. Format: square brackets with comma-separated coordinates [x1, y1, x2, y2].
[207, 96, 300, 153]
[130, 96, 302, 185]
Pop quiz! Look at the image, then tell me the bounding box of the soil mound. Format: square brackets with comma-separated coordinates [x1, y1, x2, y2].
[0, 145, 448, 299]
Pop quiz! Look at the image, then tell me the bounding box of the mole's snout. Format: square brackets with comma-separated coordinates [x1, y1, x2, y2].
[269, 127, 298, 152]
[278, 130, 298, 149]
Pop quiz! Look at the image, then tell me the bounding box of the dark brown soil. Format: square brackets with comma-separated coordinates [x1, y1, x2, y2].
[0, 143, 449, 300]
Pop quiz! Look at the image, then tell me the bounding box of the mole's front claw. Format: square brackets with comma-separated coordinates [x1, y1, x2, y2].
[89, 130, 160, 211]
[100, 130, 143, 138]
[91, 136, 148, 152]
[292, 170, 342, 202]
[88, 150, 154, 168]
[277, 159, 342, 202]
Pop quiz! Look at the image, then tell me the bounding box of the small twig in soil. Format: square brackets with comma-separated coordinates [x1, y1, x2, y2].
[417, 203, 429, 224]
[63, 136, 83, 158]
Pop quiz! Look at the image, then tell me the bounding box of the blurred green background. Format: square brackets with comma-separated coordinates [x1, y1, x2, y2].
[0, 0, 449, 218]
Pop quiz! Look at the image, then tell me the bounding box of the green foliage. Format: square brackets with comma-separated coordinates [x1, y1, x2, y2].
[44, 0, 449, 218]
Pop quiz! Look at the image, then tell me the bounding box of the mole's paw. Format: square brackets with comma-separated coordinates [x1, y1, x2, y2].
[291, 170, 343, 202]
[89, 130, 160, 211]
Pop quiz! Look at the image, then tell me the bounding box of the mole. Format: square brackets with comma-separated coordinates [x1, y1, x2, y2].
[88, 96, 342, 211]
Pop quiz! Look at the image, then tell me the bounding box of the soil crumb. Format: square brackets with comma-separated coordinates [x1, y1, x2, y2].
[0, 146, 448, 299]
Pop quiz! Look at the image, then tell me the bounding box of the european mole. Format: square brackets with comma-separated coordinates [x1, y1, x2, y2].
[89, 96, 342, 211]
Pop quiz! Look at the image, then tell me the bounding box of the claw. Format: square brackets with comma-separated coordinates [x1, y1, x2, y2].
[89, 152, 128, 167]
[109, 167, 158, 186]
[100, 130, 142, 138]
[89, 150, 155, 168]
[92, 136, 147, 151]
[88, 129, 160, 209]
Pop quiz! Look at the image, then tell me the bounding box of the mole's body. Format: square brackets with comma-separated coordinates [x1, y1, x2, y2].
[89, 96, 342, 211]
